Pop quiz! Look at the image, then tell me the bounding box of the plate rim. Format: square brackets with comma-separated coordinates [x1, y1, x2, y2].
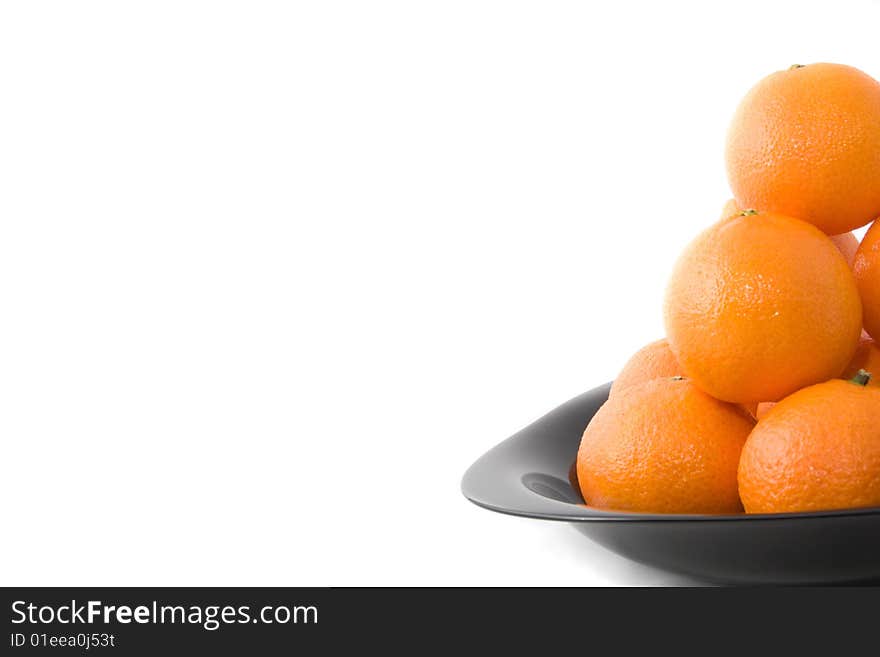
[461, 382, 880, 524]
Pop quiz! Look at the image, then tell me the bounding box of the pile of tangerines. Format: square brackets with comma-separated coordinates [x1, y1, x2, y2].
[577, 63, 880, 515]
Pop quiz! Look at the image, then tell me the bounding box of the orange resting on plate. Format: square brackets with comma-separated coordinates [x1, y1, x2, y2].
[739, 373, 880, 513]
[578, 377, 753, 514]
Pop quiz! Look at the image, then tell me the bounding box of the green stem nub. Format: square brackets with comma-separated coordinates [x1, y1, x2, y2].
[850, 369, 872, 387]
[739, 209, 759, 216]
[790, 64, 806, 70]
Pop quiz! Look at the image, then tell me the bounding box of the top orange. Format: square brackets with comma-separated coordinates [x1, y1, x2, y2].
[726, 63, 880, 235]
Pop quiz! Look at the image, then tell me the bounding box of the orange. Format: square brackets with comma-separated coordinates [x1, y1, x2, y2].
[664, 210, 862, 403]
[577, 377, 753, 514]
[726, 63, 880, 235]
[609, 339, 679, 397]
[720, 198, 859, 267]
[739, 372, 880, 513]
[853, 220, 880, 340]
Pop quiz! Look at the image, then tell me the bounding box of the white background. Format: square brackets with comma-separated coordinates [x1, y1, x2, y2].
[2, 1, 878, 586]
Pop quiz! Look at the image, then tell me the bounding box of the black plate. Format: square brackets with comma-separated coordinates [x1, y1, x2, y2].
[461, 382, 880, 584]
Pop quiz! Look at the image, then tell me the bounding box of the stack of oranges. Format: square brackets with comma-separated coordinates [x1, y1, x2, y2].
[577, 62, 880, 515]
